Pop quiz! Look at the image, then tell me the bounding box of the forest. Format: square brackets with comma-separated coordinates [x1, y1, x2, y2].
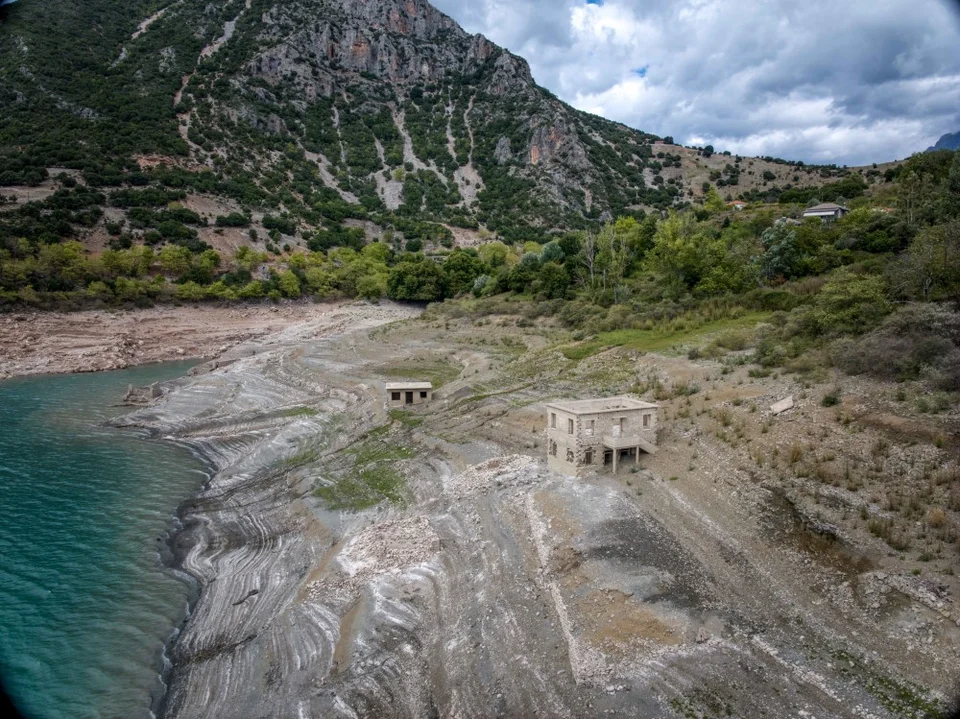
[1, 150, 958, 402]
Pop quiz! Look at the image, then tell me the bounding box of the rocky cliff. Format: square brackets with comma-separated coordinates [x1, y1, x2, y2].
[0, 0, 863, 250]
[0, 0, 683, 242]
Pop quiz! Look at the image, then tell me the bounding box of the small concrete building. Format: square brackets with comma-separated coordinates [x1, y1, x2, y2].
[545, 396, 659, 476]
[386, 382, 433, 407]
[802, 202, 848, 223]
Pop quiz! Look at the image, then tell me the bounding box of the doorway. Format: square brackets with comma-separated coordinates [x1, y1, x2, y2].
[405, 391, 413, 405]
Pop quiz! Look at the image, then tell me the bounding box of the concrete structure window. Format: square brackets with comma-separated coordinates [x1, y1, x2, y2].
[544, 396, 659, 477]
[386, 382, 433, 408]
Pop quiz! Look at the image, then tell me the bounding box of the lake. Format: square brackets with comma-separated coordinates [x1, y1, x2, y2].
[0, 363, 208, 719]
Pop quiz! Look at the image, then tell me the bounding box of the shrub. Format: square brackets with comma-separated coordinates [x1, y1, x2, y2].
[821, 387, 842, 407]
[927, 508, 947, 529]
[715, 330, 750, 351]
[808, 269, 892, 336]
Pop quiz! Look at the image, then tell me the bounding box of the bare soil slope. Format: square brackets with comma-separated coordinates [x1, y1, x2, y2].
[102, 306, 958, 718]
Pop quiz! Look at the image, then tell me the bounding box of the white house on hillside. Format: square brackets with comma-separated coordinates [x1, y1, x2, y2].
[802, 202, 848, 223]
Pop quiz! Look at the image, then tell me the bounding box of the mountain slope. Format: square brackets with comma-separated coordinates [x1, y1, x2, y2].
[928, 131, 960, 152]
[1, 0, 883, 248]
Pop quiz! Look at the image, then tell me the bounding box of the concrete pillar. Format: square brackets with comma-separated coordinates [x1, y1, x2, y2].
[613, 449, 618, 474]
[636, 446, 641, 464]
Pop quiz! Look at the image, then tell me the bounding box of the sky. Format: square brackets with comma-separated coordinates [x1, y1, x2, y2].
[430, 0, 960, 166]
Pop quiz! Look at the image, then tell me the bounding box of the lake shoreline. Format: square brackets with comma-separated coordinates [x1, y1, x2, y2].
[0, 300, 371, 381]
[107, 302, 422, 719]
[0, 362, 216, 719]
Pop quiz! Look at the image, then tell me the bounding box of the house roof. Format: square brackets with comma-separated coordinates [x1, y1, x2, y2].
[546, 396, 658, 415]
[385, 382, 433, 391]
[803, 202, 848, 214]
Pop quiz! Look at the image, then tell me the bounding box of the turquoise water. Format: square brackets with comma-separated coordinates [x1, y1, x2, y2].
[0, 363, 209, 719]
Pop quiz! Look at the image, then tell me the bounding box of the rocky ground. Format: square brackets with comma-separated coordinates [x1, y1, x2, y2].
[0, 301, 408, 379]
[104, 305, 959, 718]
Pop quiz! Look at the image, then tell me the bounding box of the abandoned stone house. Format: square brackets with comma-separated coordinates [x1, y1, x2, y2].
[545, 396, 659, 476]
[386, 382, 433, 408]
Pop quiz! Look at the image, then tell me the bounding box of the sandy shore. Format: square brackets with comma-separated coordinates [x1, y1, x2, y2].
[0, 301, 402, 380]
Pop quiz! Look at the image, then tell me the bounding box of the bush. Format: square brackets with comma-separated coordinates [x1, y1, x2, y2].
[215, 212, 251, 228]
[714, 330, 750, 351]
[831, 304, 960, 386]
[808, 269, 892, 336]
[821, 387, 842, 407]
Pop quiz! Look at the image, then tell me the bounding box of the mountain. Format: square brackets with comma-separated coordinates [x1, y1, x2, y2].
[928, 131, 960, 152]
[0, 0, 879, 250]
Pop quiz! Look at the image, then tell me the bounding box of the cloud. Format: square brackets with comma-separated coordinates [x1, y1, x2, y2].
[430, 0, 960, 164]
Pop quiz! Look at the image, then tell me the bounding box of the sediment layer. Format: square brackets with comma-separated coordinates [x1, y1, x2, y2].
[115, 304, 957, 719]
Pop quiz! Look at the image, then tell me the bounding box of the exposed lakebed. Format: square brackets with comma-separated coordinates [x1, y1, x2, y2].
[0, 362, 208, 719]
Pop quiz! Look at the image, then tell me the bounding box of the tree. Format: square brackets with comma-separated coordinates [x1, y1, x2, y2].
[478, 241, 510, 268]
[443, 248, 485, 297]
[704, 185, 726, 213]
[647, 211, 711, 295]
[277, 270, 301, 298]
[577, 231, 599, 292]
[175, 281, 207, 301]
[809, 269, 892, 335]
[158, 244, 192, 276]
[387, 259, 449, 302]
[759, 224, 800, 280]
[889, 221, 960, 301]
[535, 261, 571, 299]
[539, 240, 565, 264]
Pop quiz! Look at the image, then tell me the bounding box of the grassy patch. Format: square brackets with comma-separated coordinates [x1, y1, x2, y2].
[313, 438, 415, 511]
[346, 438, 415, 464]
[561, 312, 771, 360]
[377, 358, 461, 389]
[314, 465, 406, 511]
[278, 449, 319, 469]
[278, 406, 319, 417]
[388, 409, 424, 427]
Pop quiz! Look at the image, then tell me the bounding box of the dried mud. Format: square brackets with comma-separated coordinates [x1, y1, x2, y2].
[104, 308, 959, 718]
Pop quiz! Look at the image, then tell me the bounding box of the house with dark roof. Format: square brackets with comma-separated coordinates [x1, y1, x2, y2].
[802, 202, 848, 223]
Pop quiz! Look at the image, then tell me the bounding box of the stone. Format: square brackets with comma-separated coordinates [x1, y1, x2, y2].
[770, 396, 794, 415]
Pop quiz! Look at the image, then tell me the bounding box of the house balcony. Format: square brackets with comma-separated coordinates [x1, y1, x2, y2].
[602, 435, 657, 454]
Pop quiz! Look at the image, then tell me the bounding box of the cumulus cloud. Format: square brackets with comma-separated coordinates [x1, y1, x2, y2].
[430, 0, 960, 164]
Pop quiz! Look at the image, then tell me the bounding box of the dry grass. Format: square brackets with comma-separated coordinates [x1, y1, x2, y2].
[928, 508, 947, 529]
[788, 443, 804, 464]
